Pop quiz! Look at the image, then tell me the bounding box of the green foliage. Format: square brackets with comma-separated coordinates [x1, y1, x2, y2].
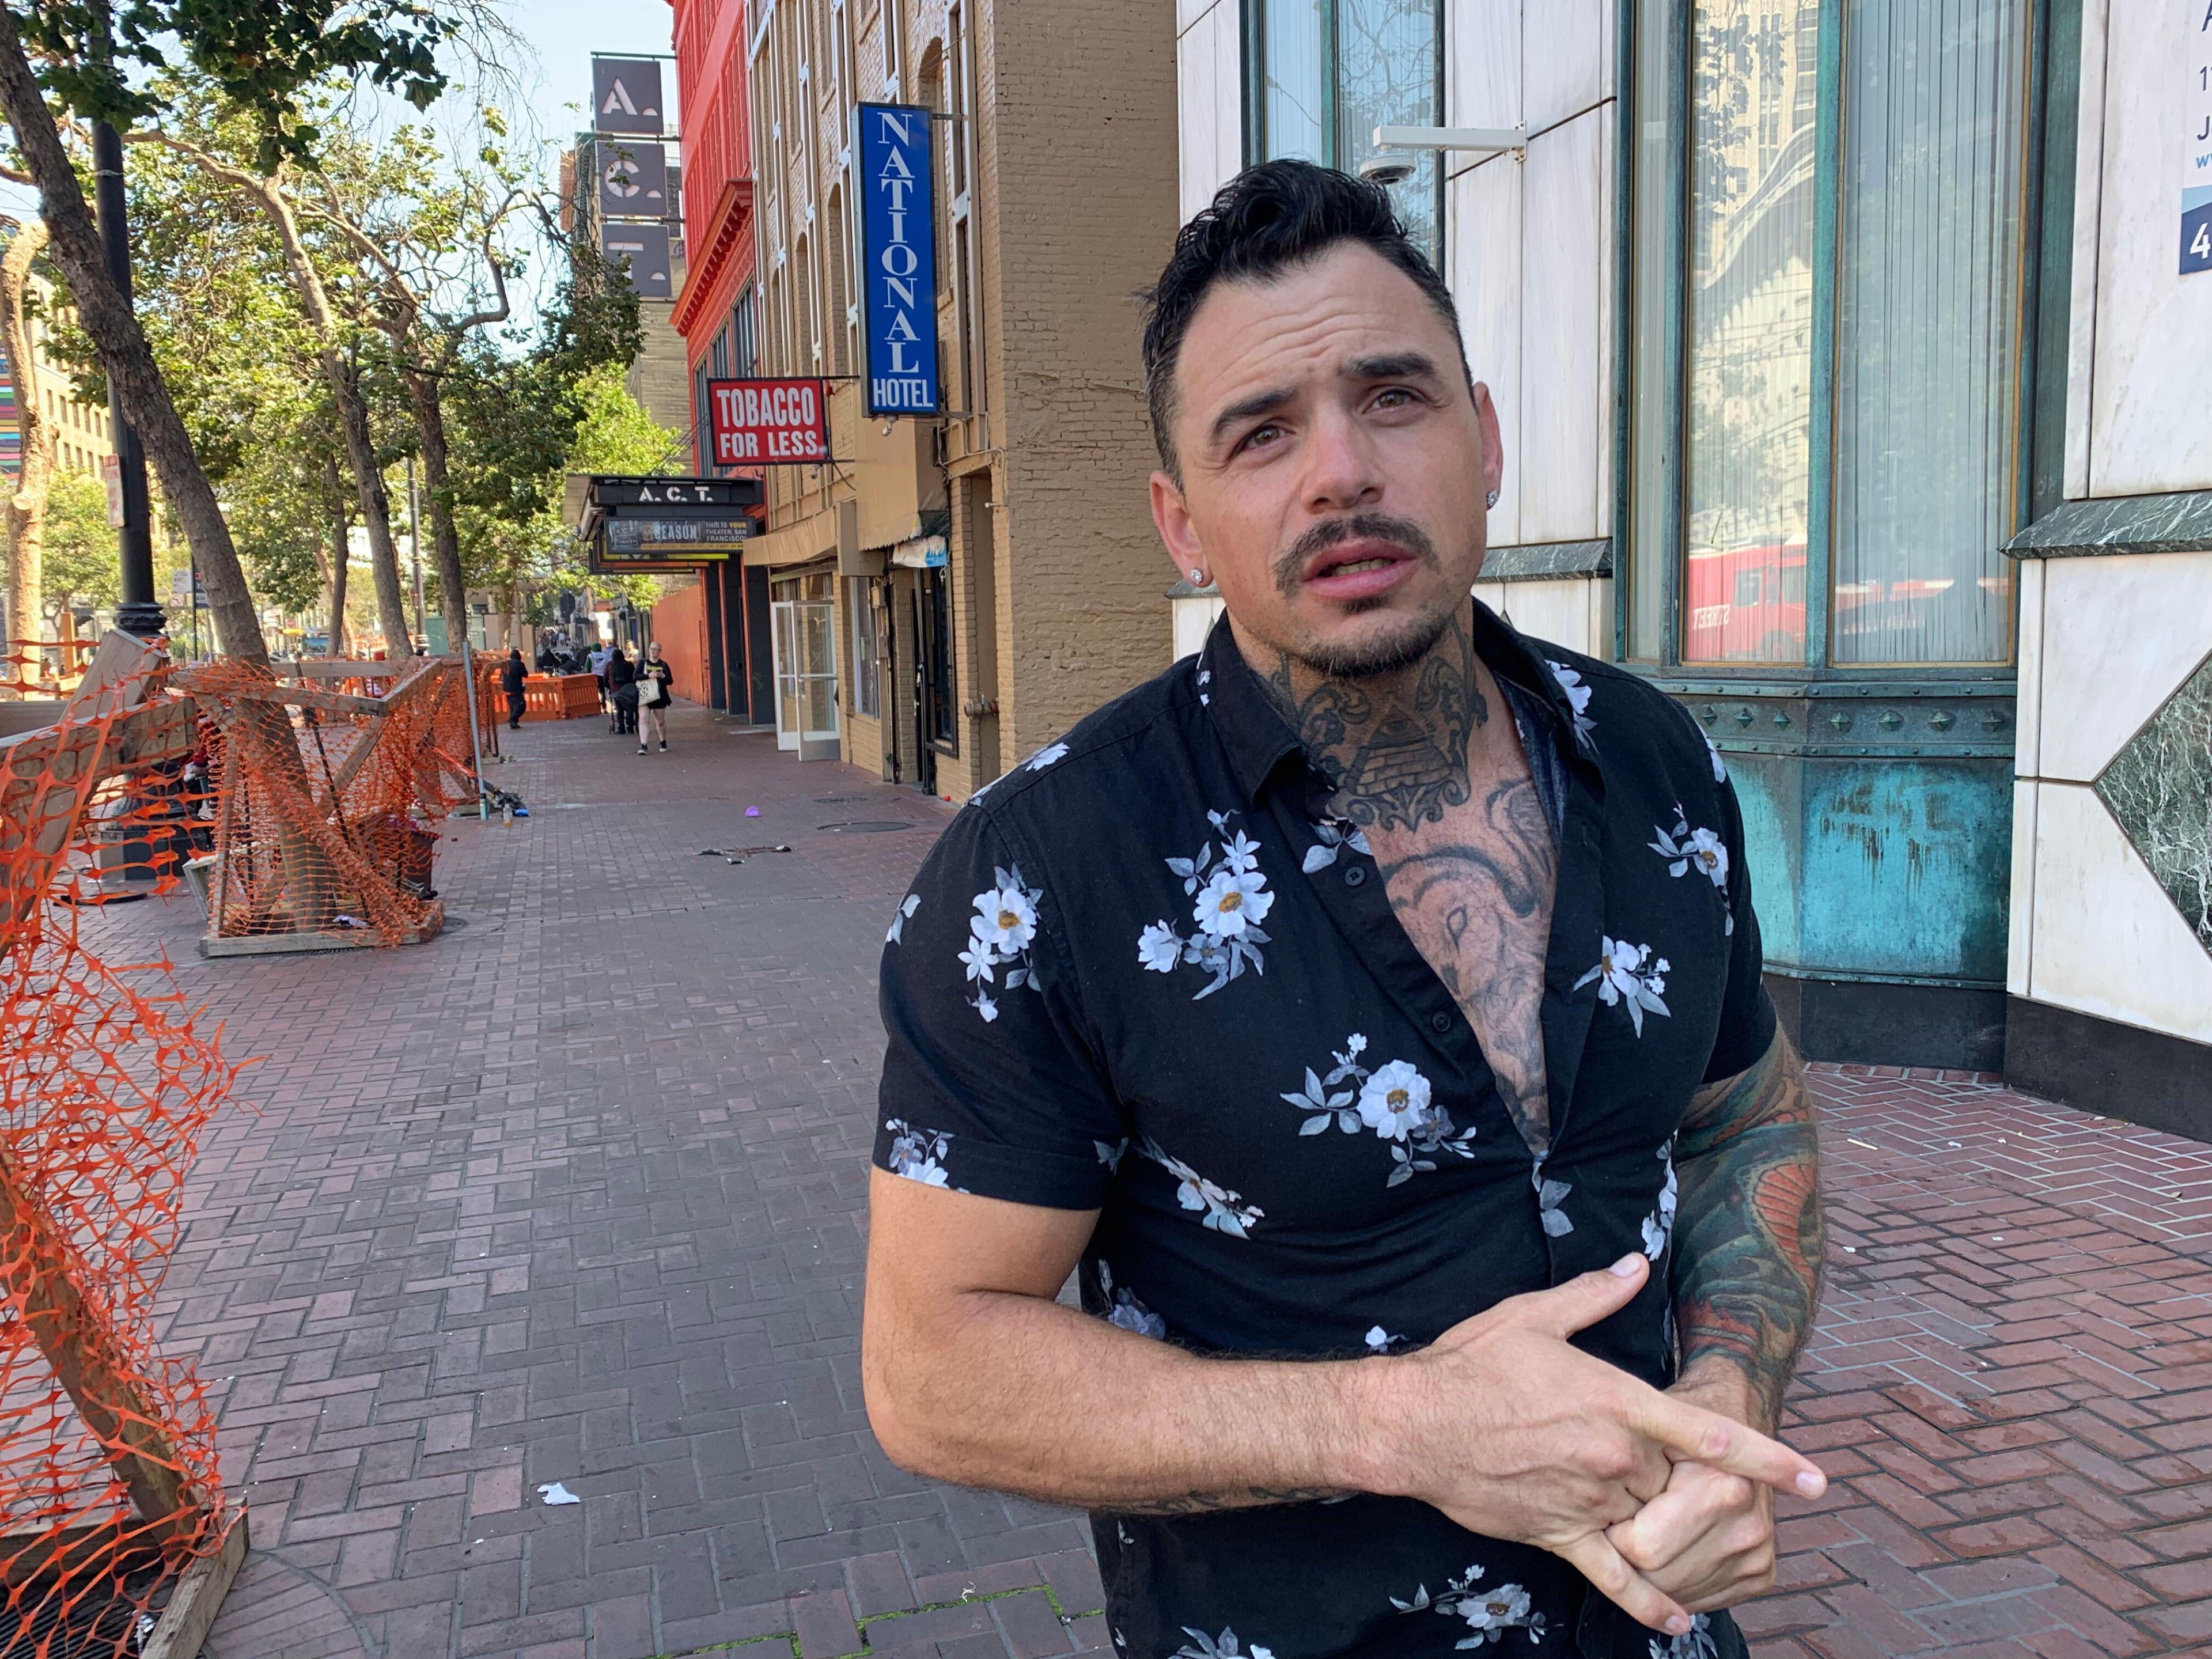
[42, 468, 119, 609]
[19, 0, 455, 171]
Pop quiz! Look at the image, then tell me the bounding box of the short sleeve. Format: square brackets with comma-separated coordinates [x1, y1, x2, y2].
[876, 805, 1127, 1209]
[1702, 753, 1779, 1083]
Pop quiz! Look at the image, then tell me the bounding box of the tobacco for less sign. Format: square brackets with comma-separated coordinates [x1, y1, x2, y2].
[707, 377, 831, 464]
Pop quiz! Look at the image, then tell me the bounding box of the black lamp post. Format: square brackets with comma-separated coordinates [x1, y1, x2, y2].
[92, 116, 160, 639]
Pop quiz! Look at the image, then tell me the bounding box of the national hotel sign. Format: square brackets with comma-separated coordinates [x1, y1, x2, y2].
[858, 104, 942, 415]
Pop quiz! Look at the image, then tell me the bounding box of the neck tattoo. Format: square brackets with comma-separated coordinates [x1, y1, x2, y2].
[1260, 615, 1489, 834]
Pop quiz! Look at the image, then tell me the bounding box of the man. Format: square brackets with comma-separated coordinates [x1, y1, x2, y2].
[500, 647, 527, 730]
[589, 638, 613, 713]
[863, 161, 1825, 1657]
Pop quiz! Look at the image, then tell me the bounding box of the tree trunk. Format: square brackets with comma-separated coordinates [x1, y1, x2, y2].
[0, 9, 266, 664]
[401, 368, 469, 649]
[317, 462, 352, 656]
[0, 219, 53, 687]
[330, 356, 411, 656]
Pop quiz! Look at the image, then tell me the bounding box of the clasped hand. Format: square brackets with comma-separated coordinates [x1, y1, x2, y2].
[1358, 1253, 1820, 1638]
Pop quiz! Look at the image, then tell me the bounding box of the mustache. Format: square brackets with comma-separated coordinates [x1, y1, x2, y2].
[1273, 514, 1440, 596]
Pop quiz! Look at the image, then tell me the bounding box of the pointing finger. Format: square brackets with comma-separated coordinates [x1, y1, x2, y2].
[1625, 1389, 1826, 1499]
[1505, 1253, 1650, 1339]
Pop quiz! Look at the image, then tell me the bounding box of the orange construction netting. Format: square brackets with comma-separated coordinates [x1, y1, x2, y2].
[0, 635, 234, 1654]
[180, 656, 498, 947]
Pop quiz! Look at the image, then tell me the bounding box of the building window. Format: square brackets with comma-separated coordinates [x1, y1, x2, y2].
[1251, 0, 1444, 261]
[731, 285, 757, 376]
[1627, 0, 2035, 670]
[850, 576, 881, 718]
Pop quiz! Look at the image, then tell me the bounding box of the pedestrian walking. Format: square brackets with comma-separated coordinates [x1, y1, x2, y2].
[589, 640, 613, 713]
[606, 647, 637, 736]
[862, 161, 1825, 1659]
[499, 649, 527, 731]
[637, 642, 674, 754]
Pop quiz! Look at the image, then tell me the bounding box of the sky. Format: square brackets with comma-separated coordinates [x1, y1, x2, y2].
[0, 0, 679, 224]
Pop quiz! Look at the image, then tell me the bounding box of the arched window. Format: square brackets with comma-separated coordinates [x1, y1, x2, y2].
[824, 183, 853, 376]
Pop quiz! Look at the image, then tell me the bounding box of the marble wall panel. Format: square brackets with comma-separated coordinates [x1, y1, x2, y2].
[2008, 778, 2039, 996]
[2014, 555, 2045, 778]
[1450, 0, 1523, 149]
[1518, 108, 1605, 546]
[1472, 574, 1611, 658]
[1523, 0, 1606, 134]
[2096, 652, 2212, 965]
[2034, 551, 2212, 782]
[2027, 781, 2212, 1044]
[1177, 0, 1243, 221]
[2086, 0, 2212, 495]
[1450, 156, 1524, 547]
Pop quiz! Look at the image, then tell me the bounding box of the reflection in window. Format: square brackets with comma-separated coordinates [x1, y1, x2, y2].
[1254, 0, 1442, 263]
[1335, 0, 1442, 260]
[1831, 0, 2025, 665]
[1684, 0, 1820, 665]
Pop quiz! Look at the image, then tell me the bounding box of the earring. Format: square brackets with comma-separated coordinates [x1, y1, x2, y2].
[1189, 568, 1208, 585]
[1486, 489, 1501, 510]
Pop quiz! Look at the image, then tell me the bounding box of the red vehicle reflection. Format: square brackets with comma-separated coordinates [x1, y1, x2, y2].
[1685, 541, 1806, 663]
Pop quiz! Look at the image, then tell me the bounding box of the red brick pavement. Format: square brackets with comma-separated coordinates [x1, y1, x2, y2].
[66, 701, 2212, 1658]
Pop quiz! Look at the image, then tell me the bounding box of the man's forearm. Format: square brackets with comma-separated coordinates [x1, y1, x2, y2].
[1669, 1031, 1824, 1428]
[865, 1285, 1374, 1514]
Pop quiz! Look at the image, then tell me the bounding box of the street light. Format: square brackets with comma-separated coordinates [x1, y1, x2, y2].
[89, 55, 161, 639]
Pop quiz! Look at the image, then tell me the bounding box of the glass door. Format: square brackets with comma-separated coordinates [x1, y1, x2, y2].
[794, 599, 840, 762]
[770, 600, 802, 752]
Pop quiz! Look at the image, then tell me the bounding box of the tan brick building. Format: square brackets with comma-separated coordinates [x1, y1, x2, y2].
[740, 0, 1179, 799]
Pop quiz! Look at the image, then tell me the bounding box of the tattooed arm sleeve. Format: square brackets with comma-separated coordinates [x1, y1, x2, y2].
[1669, 1027, 1824, 1427]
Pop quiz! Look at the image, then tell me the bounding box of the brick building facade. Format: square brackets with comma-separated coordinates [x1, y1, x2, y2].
[736, 0, 1180, 800]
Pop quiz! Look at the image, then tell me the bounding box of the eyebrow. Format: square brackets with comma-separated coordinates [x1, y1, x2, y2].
[1203, 353, 1450, 453]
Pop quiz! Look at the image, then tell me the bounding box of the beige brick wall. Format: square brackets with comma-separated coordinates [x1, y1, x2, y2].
[747, 0, 1179, 800]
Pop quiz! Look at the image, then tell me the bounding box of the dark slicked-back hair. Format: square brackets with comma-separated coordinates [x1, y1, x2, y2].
[1139, 159, 1470, 478]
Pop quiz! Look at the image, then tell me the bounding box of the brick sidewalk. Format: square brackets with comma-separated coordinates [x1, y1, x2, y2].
[74, 700, 2211, 1659]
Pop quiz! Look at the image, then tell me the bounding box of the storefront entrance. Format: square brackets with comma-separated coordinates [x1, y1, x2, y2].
[769, 571, 840, 762]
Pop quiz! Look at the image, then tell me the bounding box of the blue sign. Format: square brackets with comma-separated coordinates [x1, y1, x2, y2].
[857, 103, 941, 416]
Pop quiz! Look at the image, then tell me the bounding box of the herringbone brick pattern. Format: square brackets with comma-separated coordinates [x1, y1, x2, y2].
[1757, 1071, 2212, 1658]
[67, 703, 2210, 1658]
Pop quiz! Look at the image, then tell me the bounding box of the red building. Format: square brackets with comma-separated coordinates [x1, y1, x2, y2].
[668, 0, 770, 723]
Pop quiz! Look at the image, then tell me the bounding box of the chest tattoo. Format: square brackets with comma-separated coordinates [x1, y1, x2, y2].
[1367, 774, 1559, 1154]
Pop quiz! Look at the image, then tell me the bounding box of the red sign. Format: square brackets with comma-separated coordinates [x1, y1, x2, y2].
[706, 377, 831, 465]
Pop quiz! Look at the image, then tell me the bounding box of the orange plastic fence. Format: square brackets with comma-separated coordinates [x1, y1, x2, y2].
[178, 658, 497, 947]
[0, 636, 234, 1653]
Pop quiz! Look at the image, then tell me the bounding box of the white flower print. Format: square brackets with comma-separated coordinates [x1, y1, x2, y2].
[1302, 815, 1374, 874]
[1573, 936, 1673, 1036]
[884, 1119, 952, 1188]
[1097, 1260, 1168, 1340]
[1650, 1613, 1719, 1659]
[1365, 1325, 1402, 1354]
[1026, 741, 1070, 772]
[1139, 810, 1275, 998]
[1392, 1566, 1547, 1649]
[1173, 1631, 1271, 1659]
[1278, 1037, 1476, 1185]
[1650, 809, 1734, 935]
[972, 881, 1039, 955]
[1139, 1137, 1264, 1238]
[1642, 1139, 1680, 1260]
[885, 892, 922, 945]
[1137, 922, 1184, 974]
[1358, 1061, 1434, 1142]
[1705, 736, 1728, 783]
[961, 863, 1045, 1021]
[1195, 865, 1274, 940]
[1535, 1166, 1575, 1238]
[1547, 658, 1597, 742]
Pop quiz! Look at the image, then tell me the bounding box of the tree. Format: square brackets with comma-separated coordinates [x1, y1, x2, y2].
[0, 217, 52, 666]
[42, 465, 115, 613]
[0, 0, 483, 663]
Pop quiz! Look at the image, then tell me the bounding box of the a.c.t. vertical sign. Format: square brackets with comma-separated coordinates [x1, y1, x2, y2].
[857, 104, 941, 415]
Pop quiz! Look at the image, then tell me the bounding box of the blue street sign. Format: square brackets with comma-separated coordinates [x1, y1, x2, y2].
[857, 103, 941, 416]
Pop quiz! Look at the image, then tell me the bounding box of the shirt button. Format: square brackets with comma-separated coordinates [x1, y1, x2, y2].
[1430, 1011, 1453, 1034]
[1343, 866, 1367, 888]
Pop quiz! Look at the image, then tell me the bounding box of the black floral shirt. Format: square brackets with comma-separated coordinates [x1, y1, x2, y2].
[875, 604, 1774, 1659]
